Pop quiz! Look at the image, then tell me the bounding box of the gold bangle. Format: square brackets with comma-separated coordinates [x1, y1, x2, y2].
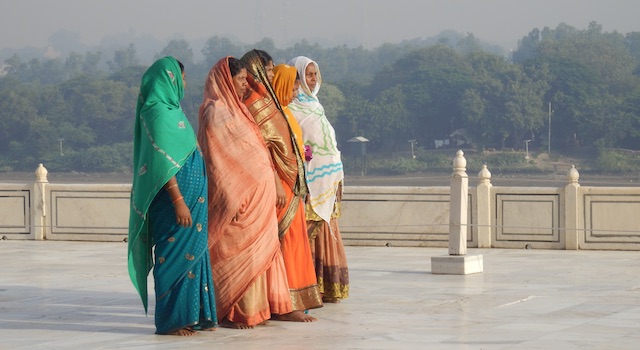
[166, 184, 178, 190]
[172, 196, 184, 204]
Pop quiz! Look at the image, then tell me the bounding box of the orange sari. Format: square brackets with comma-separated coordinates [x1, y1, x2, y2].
[242, 55, 322, 311]
[197, 57, 292, 326]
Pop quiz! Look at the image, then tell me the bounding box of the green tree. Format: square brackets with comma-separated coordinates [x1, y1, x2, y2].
[65, 52, 84, 78]
[462, 52, 548, 149]
[107, 44, 139, 72]
[156, 39, 194, 66]
[0, 86, 37, 154]
[201, 36, 244, 67]
[317, 83, 346, 125]
[83, 51, 103, 76]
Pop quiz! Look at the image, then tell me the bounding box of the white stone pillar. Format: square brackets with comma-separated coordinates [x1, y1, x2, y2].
[431, 150, 483, 275]
[31, 163, 48, 240]
[476, 164, 492, 248]
[564, 165, 580, 250]
[449, 150, 468, 255]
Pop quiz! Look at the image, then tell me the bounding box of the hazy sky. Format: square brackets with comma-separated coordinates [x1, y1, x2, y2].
[1, 0, 639, 51]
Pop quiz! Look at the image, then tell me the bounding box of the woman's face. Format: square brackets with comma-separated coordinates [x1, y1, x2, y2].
[291, 79, 300, 102]
[232, 68, 248, 99]
[264, 60, 275, 83]
[304, 64, 318, 91]
[181, 71, 186, 89]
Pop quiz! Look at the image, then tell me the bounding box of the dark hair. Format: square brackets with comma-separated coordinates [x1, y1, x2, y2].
[254, 49, 273, 66]
[295, 72, 300, 81]
[177, 60, 184, 73]
[228, 57, 243, 77]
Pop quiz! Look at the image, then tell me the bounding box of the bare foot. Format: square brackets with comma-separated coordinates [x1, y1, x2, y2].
[273, 310, 317, 322]
[258, 320, 270, 326]
[220, 318, 254, 329]
[163, 328, 198, 336]
[323, 297, 341, 303]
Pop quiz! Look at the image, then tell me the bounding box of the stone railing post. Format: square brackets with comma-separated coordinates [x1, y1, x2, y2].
[431, 150, 483, 275]
[449, 150, 468, 255]
[476, 164, 492, 248]
[564, 165, 580, 250]
[31, 163, 48, 240]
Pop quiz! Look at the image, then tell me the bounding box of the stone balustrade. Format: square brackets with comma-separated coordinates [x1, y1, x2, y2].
[1, 154, 640, 250]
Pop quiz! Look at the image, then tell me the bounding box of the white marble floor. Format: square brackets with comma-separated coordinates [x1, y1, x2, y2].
[1, 240, 639, 350]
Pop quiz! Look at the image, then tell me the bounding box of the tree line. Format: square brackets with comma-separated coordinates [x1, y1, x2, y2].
[1, 21, 639, 173]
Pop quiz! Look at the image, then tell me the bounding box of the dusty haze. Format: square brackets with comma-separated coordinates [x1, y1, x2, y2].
[1, 0, 638, 52]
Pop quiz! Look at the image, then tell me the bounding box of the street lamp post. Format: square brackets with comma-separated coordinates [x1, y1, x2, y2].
[408, 139, 417, 159]
[524, 139, 531, 160]
[548, 102, 552, 156]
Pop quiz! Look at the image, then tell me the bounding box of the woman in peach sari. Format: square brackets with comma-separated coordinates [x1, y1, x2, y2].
[197, 57, 292, 329]
[240, 50, 323, 322]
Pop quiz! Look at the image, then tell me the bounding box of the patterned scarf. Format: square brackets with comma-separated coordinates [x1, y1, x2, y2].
[287, 56, 344, 223]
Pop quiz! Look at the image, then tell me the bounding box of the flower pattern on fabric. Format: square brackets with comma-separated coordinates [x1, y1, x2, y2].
[166, 70, 175, 83]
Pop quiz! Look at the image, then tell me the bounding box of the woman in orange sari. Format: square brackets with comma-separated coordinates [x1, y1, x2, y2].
[241, 50, 323, 322]
[197, 57, 292, 329]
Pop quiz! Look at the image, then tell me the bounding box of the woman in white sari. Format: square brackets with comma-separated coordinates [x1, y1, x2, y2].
[287, 56, 349, 303]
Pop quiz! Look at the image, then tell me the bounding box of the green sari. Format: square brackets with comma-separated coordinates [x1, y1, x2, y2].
[128, 57, 216, 333]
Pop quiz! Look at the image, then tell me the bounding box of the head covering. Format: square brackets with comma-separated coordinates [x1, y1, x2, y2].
[272, 64, 304, 154]
[196, 56, 270, 245]
[272, 64, 297, 107]
[289, 56, 321, 97]
[241, 49, 282, 110]
[128, 56, 197, 312]
[198, 57, 256, 127]
[287, 56, 343, 223]
[242, 55, 308, 234]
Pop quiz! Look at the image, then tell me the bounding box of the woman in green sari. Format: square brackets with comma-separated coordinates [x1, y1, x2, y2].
[128, 56, 217, 336]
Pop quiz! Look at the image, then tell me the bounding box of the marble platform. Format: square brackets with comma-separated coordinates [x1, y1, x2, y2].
[1, 240, 639, 349]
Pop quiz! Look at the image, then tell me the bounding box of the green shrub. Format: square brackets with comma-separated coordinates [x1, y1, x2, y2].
[594, 149, 640, 174]
[366, 157, 426, 175]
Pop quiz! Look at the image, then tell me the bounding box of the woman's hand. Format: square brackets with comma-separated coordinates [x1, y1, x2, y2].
[165, 177, 192, 227]
[173, 199, 193, 227]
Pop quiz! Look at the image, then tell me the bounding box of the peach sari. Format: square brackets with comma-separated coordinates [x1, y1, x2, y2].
[197, 57, 292, 326]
